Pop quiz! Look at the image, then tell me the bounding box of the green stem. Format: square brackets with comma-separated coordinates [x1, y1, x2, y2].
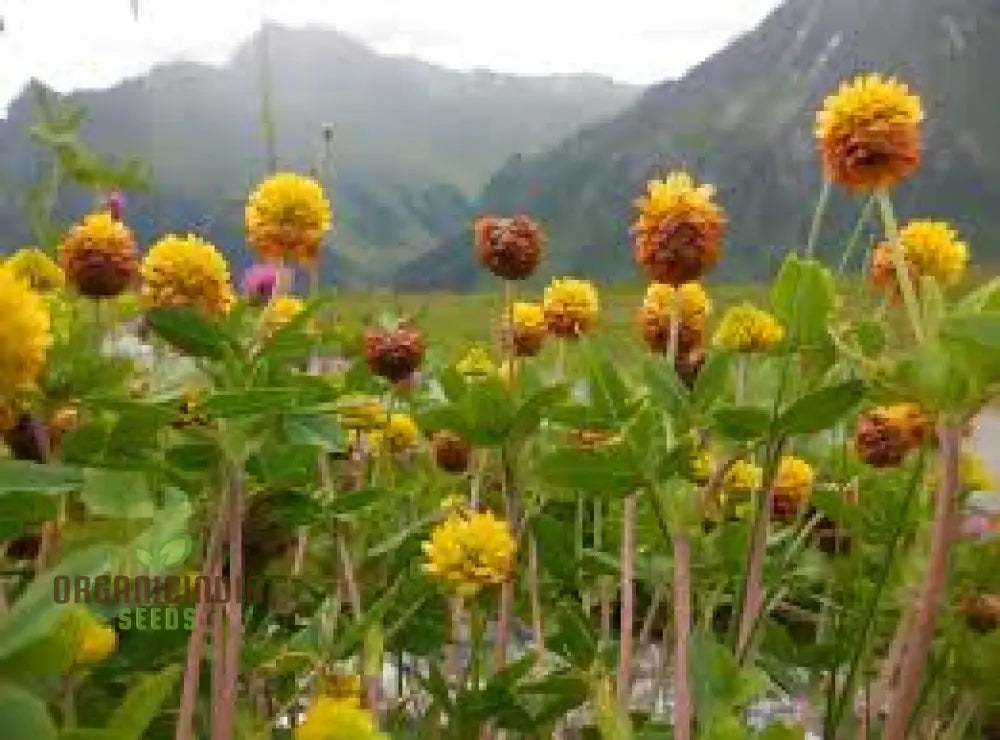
[805, 180, 833, 260]
[837, 194, 877, 277]
[735, 354, 748, 406]
[875, 190, 924, 343]
[828, 451, 924, 733]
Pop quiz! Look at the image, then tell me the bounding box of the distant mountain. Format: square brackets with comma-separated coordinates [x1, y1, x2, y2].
[399, 0, 1000, 289]
[0, 24, 638, 286]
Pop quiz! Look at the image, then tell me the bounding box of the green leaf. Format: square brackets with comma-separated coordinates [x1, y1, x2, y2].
[145, 306, 233, 360]
[955, 277, 1000, 314]
[461, 376, 515, 446]
[855, 320, 886, 356]
[536, 448, 642, 493]
[508, 383, 569, 443]
[81, 469, 153, 519]
[0, 684, 57, 740]
[583, 345, 633, 423]
[283, 413, 347, 452]
[0, 461, 83, 493]
[436, 366, 468, 404]
[771, 254, 835, 346]
[919, 276, 946, 336]
[691, 351, 732, 411]
[203, 387, 326, 418]
[106, 665, 182, 739]
[642, 357, 692, 421]
[710, 406, 772, 442]
[774, 380, 866, 436]
[367, 516, 435, 560]
[549, 602, 597, 667]
[0, 545, 113, 661]
[941, 312, 1000, 353]
[326, 489, 382, 518]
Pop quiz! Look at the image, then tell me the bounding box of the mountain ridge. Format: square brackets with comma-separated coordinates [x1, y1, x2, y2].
[399, 0, 1000, 289]
[0, 23, 639, 287]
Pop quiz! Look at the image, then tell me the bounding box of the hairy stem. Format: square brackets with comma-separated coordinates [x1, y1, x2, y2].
[736, 447, 782, 663]
[618, 493, 636, 704]
[673, 532, 692, 740]
[883, 423, 961, 739]
[176, 494, 227, 740]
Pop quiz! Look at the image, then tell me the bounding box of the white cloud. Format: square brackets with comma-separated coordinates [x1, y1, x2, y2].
[0, 0, 782, 111]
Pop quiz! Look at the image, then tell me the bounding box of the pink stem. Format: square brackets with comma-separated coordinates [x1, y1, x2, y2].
[176, 501, 227, 740]
[210, 600, 225, 739]
[216, 465, 245, 740]
[673, 533, 692, 740]
[618, 494, 636, 704]
[737, 486, 774, 661]
[883, 423, 961, 740]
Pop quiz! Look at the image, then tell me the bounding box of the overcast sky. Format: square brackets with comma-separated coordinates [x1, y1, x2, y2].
[0, 0, 782, 112]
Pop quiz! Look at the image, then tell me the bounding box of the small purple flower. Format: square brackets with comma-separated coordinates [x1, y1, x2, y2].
[105, 191, 125, 221]
[241, 264, 279, 305]
[961, 514, 994, 540]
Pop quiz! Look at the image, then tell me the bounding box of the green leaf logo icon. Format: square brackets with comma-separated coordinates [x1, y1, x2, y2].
[135, 535, 191, 571]
[135, 546, 154, 568]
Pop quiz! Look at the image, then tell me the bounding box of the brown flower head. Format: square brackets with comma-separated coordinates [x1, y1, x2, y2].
[474, 215, 544, 281]
[431, 430, 471, 474]
[816, 74, 923, 190]
[364, 321, 426, 383]
[855, 407, 912, 468]
[3, 413, 52, 463]
[961, 594, 1000, 634]
[674, 347, 706, 389]
[814, 515, 852, 556]
[59, 212, 138, 298]
[632, 173, 726, 285]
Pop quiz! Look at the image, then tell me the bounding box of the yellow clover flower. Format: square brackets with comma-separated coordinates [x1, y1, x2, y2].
[58, 607, 117, 667]
[295, 695, 386, 740]
[423, 509, 516, 597]
[723, 459, 764, 497]
[960, 453, 996, 493]
[140, 234, 235, 317]
[897, 220, 969, 287]
[510, 301, 547, 357]
[456, 346, 497, 378]
[258, 296, 311, 340]
[385, 413, 420, 453]
[543, 277, 599, 339]
[4, 248, 65, 293]
[0, 266, 52, 399]
[712, 303, 785, 352]
[246, 172, 332, 265]
[638, 281, 711, 353]
[816, 74, 923, 190]
[774, 456, 815, 503]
